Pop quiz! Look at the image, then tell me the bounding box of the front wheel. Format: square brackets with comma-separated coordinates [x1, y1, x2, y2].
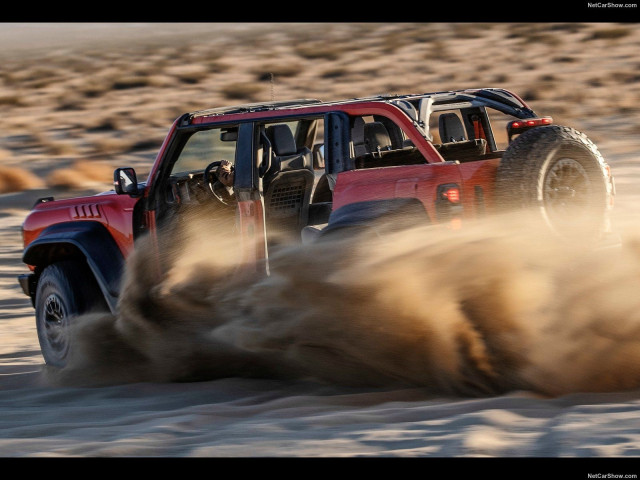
[35, 260, 106, 368]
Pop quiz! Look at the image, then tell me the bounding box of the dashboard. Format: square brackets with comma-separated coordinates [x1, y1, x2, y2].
[165, 171, 211, 205]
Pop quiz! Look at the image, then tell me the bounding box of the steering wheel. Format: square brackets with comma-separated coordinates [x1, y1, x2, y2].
[204, 161, 234, 206]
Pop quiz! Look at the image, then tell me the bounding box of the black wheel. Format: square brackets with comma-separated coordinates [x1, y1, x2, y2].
[35, 260, 106, 367]
[495, 125, 612, 239]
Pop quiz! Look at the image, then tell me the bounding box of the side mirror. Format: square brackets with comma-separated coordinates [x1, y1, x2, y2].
[114, 167, 139, 196]
[312, 144, 325, 169]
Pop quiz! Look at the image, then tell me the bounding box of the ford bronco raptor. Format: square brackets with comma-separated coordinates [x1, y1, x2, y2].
[18, 88, 616, 367]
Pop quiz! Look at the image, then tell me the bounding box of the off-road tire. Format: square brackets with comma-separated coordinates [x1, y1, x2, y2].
[35, 260, 106, 368]
[495, 125, 611, 239]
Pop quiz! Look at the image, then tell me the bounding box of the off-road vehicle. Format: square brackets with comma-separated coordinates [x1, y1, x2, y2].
[18, 88, 616, 367]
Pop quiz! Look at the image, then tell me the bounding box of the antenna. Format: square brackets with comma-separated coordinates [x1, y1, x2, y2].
[270, 73, 275, 102]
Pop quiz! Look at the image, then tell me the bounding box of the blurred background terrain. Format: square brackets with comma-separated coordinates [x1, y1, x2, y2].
[0, 22, 638, 199]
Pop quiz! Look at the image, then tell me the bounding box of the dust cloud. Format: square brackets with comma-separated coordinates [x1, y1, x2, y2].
[44, 205, 640, 398]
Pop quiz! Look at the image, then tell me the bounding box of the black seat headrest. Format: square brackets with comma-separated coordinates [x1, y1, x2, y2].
[352, 117, 367, 157]
[439, 113, 466, 143]
[364, 122, 392, 153]
[266, 124, 297, 156]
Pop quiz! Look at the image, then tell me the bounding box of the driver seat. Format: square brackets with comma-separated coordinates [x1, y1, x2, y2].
[262, 124, 315, 245]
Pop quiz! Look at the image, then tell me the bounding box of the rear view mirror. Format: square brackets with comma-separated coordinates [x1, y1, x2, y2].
[114, 167, 139, 196]
[221, 130, 238, 141]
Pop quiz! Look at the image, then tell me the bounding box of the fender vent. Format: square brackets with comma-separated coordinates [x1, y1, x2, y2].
[71, 204, 102, 219]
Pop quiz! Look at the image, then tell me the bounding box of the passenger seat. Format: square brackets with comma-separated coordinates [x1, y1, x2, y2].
[436, 113, 487, 163]
[262, 124, 315, 244]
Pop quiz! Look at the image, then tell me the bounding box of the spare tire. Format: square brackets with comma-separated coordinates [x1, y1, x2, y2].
[495, 125, 612, 240]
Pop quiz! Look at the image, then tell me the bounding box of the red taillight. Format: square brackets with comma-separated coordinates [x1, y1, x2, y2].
[436, 183, 463, 227]
[510, 117, 553, 130]
[507, 117, 553, 142]
[442, 187, 460, 203]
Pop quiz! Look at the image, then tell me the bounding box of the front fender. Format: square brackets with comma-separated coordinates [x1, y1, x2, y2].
[23, 221, 125, 313]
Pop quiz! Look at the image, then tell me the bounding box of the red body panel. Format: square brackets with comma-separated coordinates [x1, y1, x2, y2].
[457, 158, 501, 217]
[22, 192, 140, 262]
[332, 159, 500, 223]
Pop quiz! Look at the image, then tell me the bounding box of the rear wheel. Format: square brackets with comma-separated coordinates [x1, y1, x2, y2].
[35, 260, 106, 368]
[495, 125, 612, 240]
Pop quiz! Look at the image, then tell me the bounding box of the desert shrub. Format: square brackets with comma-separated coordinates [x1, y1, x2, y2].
[380, 30, 413, 53]
[587, 76, 606, 87]
[0, 165, 43, 193]
[144, 74, 176, 88]
[54, 57, 96, 75]
[505, 24, 562, 46]
[220, 82, 263, 101]
[294, 42, 343, 61]
[21, 67, 62, 89]
[90, 136, 136, 155]
[174, 69, 209, 85]
[46, 160, 113, 189]
[524, 32, 562, 47]
[521, 87, 543, 102]
[0, 94, 26, 107]
[451, 23, 488, 39]
[252, 63, 300, 82]
[45, 141, 78, 156]
[320, 67, 350, 79]
[130, 138, 162, 151]
[402, 23, 442, 43]
[587, 26, 632, 41]
[552, 55, 578, 63]
[111, 75, 153, 90]
[79, 79, 112, 98]
[384, 83, 409, 93]
[197, 47, 225, 63]
[548, 23, 588, 33]
[424, 40, 454, 62]
[55, 92, 86, 111]
[87, 114, 123, 133]
[205, 60, 231, 74]
[610, 70, 640, 84]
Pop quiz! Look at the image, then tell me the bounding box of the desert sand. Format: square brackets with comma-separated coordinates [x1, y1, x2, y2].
[2, 22, 640, 466]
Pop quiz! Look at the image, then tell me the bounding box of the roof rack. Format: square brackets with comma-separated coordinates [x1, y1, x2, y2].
[181, 88, 533, 125]
[189, 98, 323, 119]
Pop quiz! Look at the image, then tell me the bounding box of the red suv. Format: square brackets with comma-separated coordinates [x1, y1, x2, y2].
[18, 88, 616, 367]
